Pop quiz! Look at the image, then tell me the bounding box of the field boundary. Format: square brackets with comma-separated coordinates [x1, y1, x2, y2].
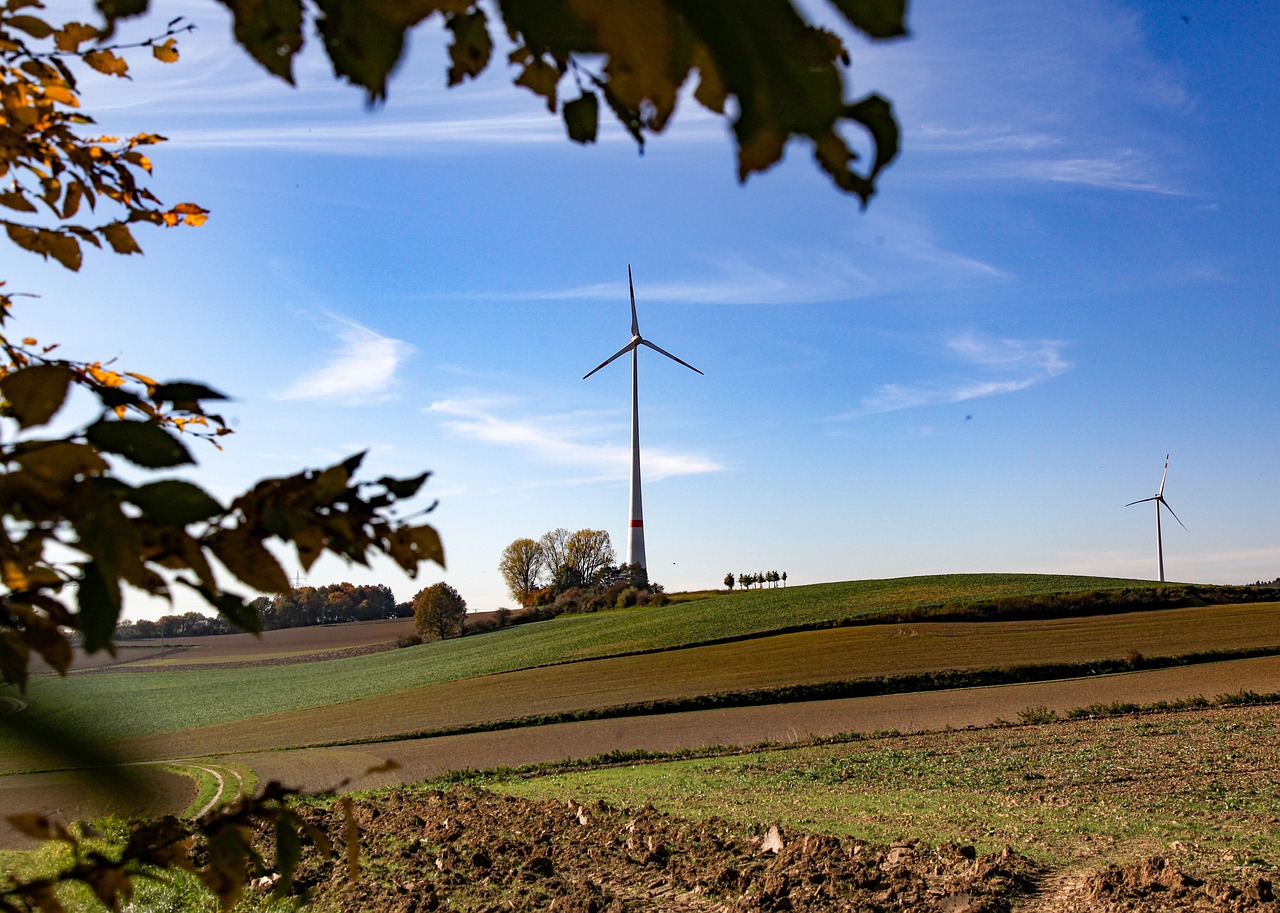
[488, 585, 1280, 678]
[290, 642, 1280, 751]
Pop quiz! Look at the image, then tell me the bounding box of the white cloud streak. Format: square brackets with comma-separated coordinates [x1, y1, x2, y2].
[857, 333, 1072, 415]
[277, 315, 413, 403]
[428, 397, 722, 481]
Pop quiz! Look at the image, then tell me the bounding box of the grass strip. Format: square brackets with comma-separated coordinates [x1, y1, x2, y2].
[302, 642, 1280, 750]
[371, 688, 1280, 791]
[526, 584, 1280, 670]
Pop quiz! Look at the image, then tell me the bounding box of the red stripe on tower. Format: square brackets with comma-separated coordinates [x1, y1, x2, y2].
[629, 520, 643, 527]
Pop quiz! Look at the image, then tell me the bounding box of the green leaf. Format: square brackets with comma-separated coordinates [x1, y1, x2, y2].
[217, 0, 305, 83]
[130, 480, 224, 526]
[389, 524, 445, 573]
[273, 818, 303, 896]
[563, 90, 599, 143]
[150, 381, 229, 403]
[445, 9, 493, 86]
[314, 0, 406, 101]
[77, 562, 121, 654]
[827, 0, 908, 39]
[185, 582, 263, 634]
[86, 419, 194, 468]
[0, 364, 74, 429]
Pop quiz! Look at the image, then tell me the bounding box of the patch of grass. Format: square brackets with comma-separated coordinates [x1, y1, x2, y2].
[488, 704, 1280, 874]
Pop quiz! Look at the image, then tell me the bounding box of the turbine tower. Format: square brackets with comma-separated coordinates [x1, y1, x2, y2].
[1125, 454, 1187, 582]
[583, 266, 702, 571]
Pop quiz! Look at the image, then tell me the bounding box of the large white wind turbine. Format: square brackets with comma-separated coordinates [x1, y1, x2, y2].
[583, 266, 702, 571]
[1125, 454, 1187, 582]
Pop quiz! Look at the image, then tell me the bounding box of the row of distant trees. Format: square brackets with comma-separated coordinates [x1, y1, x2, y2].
[725, 571, 788, 590]
[116, 583, 409, 639]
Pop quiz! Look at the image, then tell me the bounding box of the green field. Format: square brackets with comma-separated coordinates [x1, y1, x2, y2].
[5, 574, 1161, 754]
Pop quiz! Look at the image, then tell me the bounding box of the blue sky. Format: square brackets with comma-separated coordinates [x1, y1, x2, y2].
[13, 1, 1279, 618]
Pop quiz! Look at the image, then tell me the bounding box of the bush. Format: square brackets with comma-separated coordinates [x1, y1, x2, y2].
[616, 587, 639, 608]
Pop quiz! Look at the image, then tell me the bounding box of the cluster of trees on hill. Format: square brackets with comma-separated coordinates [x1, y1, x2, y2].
[499, 528, 664, 613]
[115, 584, 409, 639]
[725, 571, 788, 590]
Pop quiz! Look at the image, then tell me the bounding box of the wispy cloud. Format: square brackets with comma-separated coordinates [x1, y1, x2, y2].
[449, 237, 1009, 308]
[277, 315, 413, 403]
[854, 333, 1072, 415]
[885, 3, 1192, 195]
[428, 397, 722, 481]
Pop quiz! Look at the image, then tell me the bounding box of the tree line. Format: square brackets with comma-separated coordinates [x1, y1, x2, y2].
[725, 571, 788, 590]
[115, 583, 410, 639]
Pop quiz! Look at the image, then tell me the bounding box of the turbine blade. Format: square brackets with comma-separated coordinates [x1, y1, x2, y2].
[1125, 496, 1158, 507]
[1158, 454, 1169, 497]
[640, 338, 704, 375]
[1160, 497, 1188, 531]
[583, 340, 639, 379]
[628, 265, 640, 338]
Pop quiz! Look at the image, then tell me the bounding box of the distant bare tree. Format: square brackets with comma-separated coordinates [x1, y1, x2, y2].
[567, 529, 616, 585]
[540, 527, 573, 579]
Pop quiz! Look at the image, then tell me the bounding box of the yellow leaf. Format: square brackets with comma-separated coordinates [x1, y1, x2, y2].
[152, 37, 179, 63]
[88, 364, 125, 387]
[55, 21, 102, 52]
[40, 83, 79, 107]
[84, 49, 129, 78]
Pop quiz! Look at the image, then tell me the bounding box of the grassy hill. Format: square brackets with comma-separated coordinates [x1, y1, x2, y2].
[3, 573, 1178, 755]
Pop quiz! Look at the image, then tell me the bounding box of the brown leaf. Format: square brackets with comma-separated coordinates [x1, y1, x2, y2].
[514, 57, 560, 111]
[207, 527, 292, 593]
[5, 812, 71, 842]
[102, 221, 142, 255]
[55, 21, 102, 52]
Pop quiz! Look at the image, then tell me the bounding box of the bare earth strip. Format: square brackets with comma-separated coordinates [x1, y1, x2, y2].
[222, 654, 1280, 793]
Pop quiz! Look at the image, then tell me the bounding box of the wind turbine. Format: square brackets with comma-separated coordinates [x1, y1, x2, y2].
[583, 266, 702, 571]
[1125, 454, 1187, 582]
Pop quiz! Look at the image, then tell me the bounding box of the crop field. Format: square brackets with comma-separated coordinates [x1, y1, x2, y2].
[6, 596, 1280, 768]
[0, 574, 1195, 751]
[4, 572, 1280, 909]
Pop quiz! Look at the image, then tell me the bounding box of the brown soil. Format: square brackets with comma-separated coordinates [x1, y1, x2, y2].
[293, 787, 1278, 913]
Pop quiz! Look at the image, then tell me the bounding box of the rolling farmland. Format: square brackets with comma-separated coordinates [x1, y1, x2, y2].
[4, 574, 1280, 910]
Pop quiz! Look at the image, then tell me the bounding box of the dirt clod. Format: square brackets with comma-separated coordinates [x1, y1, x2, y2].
[291, 787, 1279, 912]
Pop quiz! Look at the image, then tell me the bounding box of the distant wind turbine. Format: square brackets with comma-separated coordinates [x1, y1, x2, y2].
[1125, 454, 1187, 582]
[583, 266, 702, 571]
